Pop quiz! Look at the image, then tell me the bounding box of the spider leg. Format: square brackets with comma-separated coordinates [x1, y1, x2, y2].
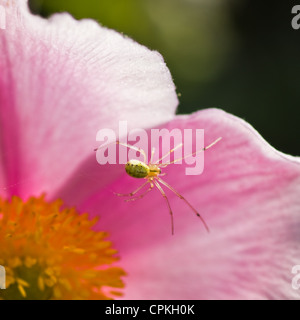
[149, 147, 155, 164]
[155, 143, 183, 164]
[94, 140, 147, 163]
[153, 180, 174, 235]
[114, 180, 149, 197]
[157, 137, 222, 167]
[125, 182, 154, 202]
[156, 177, 209, 232]
[116, 141, 147, 163]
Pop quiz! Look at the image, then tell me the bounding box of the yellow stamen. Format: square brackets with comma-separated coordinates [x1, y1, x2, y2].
[24, 257, 37, 268]
[0, 195, 126, 300]
[17, 285, 26, 298]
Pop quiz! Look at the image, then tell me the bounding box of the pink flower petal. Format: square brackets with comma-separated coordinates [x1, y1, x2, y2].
[79, 109, 300, 299]
[2, 0, 298, 300]
[0, 0, 177, 198]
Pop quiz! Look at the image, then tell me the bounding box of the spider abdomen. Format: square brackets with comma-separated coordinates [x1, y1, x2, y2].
[125, 160, 149, 178]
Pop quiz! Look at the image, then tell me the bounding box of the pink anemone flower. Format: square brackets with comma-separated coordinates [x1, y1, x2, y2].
[85, 110, 300, 300]
[0, 0, 177, 299]
[1, 0, 300, 300]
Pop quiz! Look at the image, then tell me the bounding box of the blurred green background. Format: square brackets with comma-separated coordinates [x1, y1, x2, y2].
[29, 0, 300, 156]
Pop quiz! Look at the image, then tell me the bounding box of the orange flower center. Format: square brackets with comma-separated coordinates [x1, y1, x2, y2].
[0, 195, 126, 300]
